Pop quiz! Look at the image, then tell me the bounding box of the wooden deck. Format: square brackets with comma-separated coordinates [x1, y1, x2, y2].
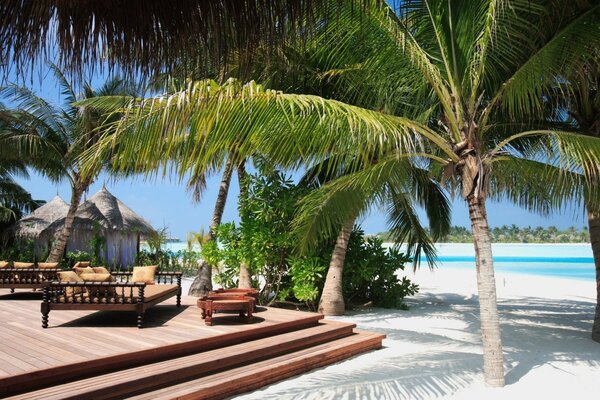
[0, 288, 384, 399]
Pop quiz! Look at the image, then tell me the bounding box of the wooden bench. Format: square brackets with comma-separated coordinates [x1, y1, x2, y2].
[197, 295, 255, 326]
[0, 268, 60, 294]
[41, 271, 182, 328]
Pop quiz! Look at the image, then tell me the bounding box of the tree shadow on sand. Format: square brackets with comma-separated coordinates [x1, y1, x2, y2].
[235, 293, 600, 400]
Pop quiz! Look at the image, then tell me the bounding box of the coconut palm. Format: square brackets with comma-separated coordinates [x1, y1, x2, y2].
[299, 157, 450, 315]
[1, 67, 136, 262]
[81, 0, 600, 387]
[548, 60, 600, 341]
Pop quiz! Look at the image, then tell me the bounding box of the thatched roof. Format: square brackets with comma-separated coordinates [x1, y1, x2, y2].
[12, 195, 69, 237]
[1, 0, 330, 80]
[44, 186, 155, 236]
[14, 187, 155, 239]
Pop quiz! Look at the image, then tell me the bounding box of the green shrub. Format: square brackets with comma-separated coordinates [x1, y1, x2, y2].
[343, 230, 419, 309]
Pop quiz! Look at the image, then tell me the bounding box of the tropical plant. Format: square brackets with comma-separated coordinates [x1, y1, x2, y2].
[0, 66, 137, 262]
[80, 0, 600, 387]
[0, 110, 40, 225]
[546, 58, 600, 342]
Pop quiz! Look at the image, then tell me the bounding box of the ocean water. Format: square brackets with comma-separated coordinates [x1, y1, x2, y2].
[410, 243, 596, 281]
[151, 241, 596, 281]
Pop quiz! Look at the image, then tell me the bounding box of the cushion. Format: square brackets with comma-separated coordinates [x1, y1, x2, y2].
[74, 266, 95, 275]
[0, 261, 9, 269]
[37, 262, 59, 269]
[80, 273, 113, 282]
[73, 261, 91, 269]
[58, 271, 85, 297]
[131, 266, 157, 285]
[13, 262, 34, 269]
[142, 285, 179, 302]
[92, 266, 111, 274]
[80, 273, 115, 297]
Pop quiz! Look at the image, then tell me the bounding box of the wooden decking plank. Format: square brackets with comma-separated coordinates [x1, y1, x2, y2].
[131, 332, 385, 400]
[6, 321, 355, 400]
[0, 293, 323, 396]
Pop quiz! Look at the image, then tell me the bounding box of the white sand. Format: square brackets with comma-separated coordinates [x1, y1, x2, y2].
[234, 268, 600, 400]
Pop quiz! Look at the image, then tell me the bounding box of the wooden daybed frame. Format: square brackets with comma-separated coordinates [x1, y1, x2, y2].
[0, 268, 61, 293]
[41, 271, 182, 329]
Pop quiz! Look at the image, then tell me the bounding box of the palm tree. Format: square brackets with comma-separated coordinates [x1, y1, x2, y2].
[550, 60, 600, 341]
[299, 158, 450, 315]
[1, 67, 136, 262]
[81, 1, 600, 387]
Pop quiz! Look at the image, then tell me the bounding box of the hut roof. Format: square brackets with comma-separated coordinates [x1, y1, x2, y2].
[0, 0, 325, 79]
[42, 187, 155, 237]
[12, 195, 69, 237]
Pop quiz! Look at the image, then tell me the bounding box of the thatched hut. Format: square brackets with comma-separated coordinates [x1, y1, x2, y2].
[14, 187, 155, 267]
[12, 195, 70, 255]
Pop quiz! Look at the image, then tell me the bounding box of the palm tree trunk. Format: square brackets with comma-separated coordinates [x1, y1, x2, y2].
[47, 184, 84, 262]
[588, 209, 600, 342]
[189, 158, 234, 297]
[318, 216, 355, 316]
[467, 194, 505, 387]
[236, 161, 253, 289]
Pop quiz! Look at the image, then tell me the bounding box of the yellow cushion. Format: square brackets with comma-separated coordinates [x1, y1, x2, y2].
[73, 261, 91, 269]
[58, 271, 85, 297]
[80, 273, 113, 282]
[13, 262, 34, 269]
[38, 262, 59, 269]
[131, 266, 157, 285]
[80, 273, 115, 297]
[92, 266, 111, 274]
[0, 261, 9, 269]
[74, 266, 95, 275]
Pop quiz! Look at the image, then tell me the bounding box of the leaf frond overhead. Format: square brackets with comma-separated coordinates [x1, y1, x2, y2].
[80, 78, 457, 182]
[292, 156, 450, 268]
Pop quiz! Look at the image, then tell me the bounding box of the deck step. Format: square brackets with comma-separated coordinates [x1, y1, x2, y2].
[8, 320, 356, 400]
[130, 330, 385, 400]
[0, 312, 323, 396]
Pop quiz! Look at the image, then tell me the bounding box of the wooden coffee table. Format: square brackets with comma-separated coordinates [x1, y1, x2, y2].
[197, 295, 255, 326]
[209, 288, 259, 310]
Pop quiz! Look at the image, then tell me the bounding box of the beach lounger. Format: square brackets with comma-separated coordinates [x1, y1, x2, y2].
[41, 271, 182, 328]
[0, 261, 60, 294]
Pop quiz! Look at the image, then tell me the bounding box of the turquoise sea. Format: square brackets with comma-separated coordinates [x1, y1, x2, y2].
[412, 243, 595, 281]
[152, 242, 596, 281]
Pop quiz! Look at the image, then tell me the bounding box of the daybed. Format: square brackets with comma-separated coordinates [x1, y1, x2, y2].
[0, 261, 60, 294]
[41, 269, 182, 328]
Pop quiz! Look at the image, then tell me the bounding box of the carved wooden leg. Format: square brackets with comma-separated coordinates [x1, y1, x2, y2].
[205, 309, 213, 326]
[10, 288, 14, 293]
[247, 304, 253, 323]
[200, 307, 206, 319]
[41, 304, 49, 328]
[137, 312, 144, 328]
[176, 293, 181, 307]
[41, 289, 50, 328]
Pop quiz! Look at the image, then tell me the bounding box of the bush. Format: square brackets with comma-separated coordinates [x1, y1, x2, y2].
[343, 230, 418, 309]
[135, 249, 200, 277]
[207, 163, 419, 310]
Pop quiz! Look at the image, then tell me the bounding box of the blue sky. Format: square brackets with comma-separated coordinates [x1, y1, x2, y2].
[7, 69, 589, 240]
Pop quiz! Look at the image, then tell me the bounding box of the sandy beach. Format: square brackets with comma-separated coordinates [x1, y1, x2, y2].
[228, 268, 600, 400]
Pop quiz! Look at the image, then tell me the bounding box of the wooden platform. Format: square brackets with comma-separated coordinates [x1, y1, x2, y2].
[0, 289, 385, 399]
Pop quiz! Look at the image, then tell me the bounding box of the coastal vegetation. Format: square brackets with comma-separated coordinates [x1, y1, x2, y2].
[378, 225, 591, 244]
[0, 67, 136, 262]
[1, 0, 600, 388]
[202, 163, 419, 310]
[79, 1, 600, 387]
